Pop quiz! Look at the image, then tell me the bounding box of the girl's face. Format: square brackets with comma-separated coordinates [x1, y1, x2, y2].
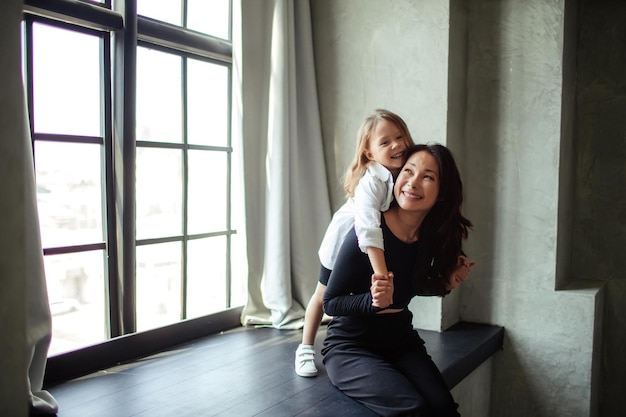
[364, 119, 409, 172]
[394, 151, 440, 214]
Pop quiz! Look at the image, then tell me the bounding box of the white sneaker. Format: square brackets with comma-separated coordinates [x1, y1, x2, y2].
[295, 344, 318, 377]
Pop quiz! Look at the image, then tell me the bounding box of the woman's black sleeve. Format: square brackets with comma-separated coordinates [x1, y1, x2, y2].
[322, 230, 379, 316]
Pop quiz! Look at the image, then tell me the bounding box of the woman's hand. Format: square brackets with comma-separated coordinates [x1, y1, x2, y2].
[446, 255, 476, 291]
[371, 272, 394, 308]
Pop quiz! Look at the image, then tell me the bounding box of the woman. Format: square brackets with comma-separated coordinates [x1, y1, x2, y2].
[322, 144, 475, 417]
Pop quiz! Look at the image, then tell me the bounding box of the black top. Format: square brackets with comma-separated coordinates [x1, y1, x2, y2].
[322, 214, 449, 353]
[323, 214, 447, 317]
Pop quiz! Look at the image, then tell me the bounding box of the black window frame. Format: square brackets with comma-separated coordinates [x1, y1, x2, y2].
[22, 0, 243, 386]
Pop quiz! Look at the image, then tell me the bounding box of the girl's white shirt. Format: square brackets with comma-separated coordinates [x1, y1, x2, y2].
[318, 161, 394, 270]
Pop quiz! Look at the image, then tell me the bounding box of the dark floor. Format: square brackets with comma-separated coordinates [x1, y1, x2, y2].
[47, 322, 504, 417]
[47, 325, 376, 417]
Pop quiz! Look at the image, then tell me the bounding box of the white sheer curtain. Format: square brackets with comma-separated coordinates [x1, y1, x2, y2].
[235, 0, 332, 329]
[16, 83, 58, 414]
[0, 1, 58, 414]
[20, 83, 59, 415]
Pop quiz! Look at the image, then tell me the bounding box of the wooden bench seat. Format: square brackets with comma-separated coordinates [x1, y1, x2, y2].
[47, 321, 504, 416]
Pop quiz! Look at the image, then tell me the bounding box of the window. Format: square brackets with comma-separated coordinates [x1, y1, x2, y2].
[22, 0, 245, 358]
[24, 19, 112, 354]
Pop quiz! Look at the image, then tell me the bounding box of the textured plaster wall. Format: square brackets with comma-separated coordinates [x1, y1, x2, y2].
[310, 0, 451, 211]
[451, 357, 492, 416]
[460, 1, 601, 416]
[573, 1, 626, 415]
[440, 0, 469, 331]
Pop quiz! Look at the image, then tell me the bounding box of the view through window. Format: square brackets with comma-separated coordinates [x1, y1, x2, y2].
[23, 0, 246, 356]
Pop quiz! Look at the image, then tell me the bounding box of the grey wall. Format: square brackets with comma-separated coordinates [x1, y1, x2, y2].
[311, 0, 452, 209]
[311, 0, 621, 416]
[460, 1, 601, 416]
[573, 1, 626, 415]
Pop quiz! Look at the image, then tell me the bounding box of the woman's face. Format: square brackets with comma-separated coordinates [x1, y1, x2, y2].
[394, 151, 440, 214]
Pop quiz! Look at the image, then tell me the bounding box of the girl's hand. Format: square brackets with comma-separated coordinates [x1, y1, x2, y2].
[371, 272, 394, 308]
[447, 256, 476, 291]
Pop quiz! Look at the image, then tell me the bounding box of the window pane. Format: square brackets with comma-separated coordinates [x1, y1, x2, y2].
[35, 141, 104, 248]
[186, 237, 226, 319]
[136, 242, 182, 331]
[230, 233, 247, 307]
[136, 147, 183, 239]
[187, 59, 229, 147]
[187, 150, 227, 234]
[187, 0, 230, 39]
[137, 0, 182, 26]
[32, 23, 101, 136]
[137, 48, 183, 143]
[45, 251, 107, 355]
[229, 152, 247, 307]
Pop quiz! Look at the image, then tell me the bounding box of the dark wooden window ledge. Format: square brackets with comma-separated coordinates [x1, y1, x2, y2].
[47, 321, 504, 416]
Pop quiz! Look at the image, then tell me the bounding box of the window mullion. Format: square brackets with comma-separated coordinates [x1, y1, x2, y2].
[112, 0, 138, 335]
[102, 29, 121, 338]
[181, 56, 189, 320]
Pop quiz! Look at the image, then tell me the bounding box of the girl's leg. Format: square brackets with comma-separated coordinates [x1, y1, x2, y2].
[295, 282, 326, 377]
[302, 282, 326, 345]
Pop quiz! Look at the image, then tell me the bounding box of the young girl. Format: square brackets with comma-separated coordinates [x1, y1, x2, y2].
[295, 109, 414, 377]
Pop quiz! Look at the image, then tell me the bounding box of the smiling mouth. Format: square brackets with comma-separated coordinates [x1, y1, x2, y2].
[402, 191, 423, 200]
[391, 151, 405, 159]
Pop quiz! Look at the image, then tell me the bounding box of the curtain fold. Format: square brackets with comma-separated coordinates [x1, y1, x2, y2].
[237, 0, 331, 329]
[1, 1, 57, 414]
[21, 81, 59, 413]
[0, 3, 28, 415]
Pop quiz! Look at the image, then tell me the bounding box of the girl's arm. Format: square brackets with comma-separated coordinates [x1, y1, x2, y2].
[353, 165, 393, 278]
[366, 247, 387, 276]
[323, 231, 382, 316]
[367, 247, 393, 307]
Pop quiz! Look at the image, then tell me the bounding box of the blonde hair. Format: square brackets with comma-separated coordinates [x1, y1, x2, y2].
[342, 109, 414, 197]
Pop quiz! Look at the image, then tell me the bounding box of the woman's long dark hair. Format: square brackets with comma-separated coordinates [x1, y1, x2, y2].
[408, 144, 473, 288]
